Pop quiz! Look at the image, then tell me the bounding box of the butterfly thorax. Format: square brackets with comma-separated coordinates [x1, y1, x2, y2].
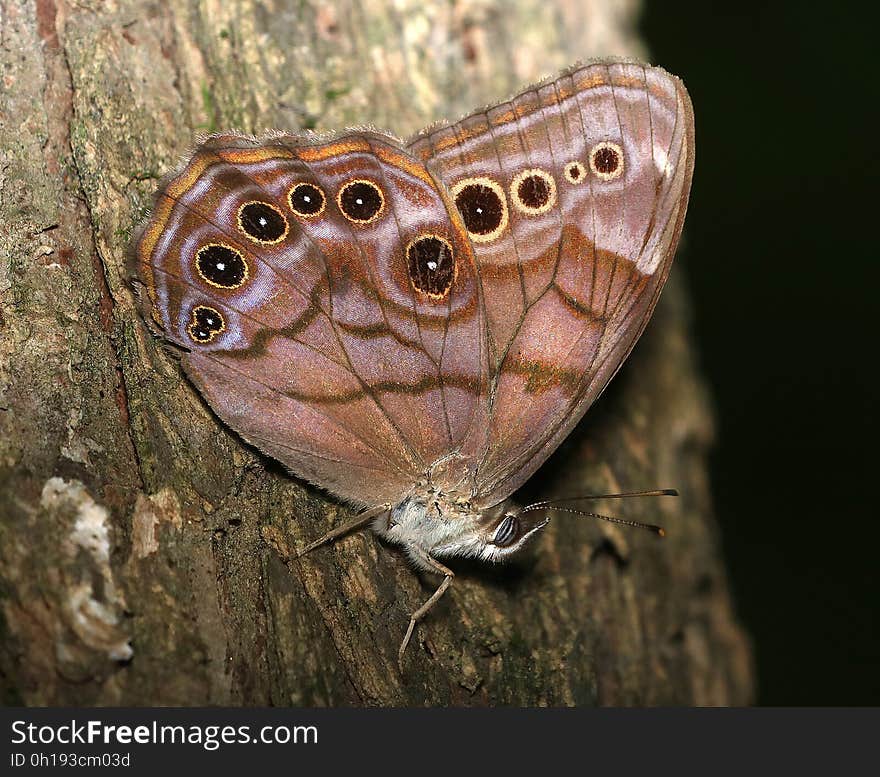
[372, 483, 548, 567]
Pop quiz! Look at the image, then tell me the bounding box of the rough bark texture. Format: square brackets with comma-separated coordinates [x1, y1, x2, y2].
[0, 0, 753, 705]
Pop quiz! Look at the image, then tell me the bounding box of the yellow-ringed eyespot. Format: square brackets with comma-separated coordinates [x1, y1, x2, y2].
[450, 177, 508, 242]
[564, 161, 587, 184]
[187, 305, 225, 343]
[288, 182, 326, 218]
[195, 243, 249, 289]
[337, 179, 385, 223]
[589, 141, 625, 181]
[237, 201, 288, 244]
[406, 234, 456, 298]
[510, 168, 557, 215]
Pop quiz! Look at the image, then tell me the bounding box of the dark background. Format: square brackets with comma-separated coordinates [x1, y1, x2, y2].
[641, 2, 878, 704]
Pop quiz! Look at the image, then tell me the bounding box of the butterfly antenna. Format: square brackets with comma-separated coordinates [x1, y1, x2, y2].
[523, 505, 667, 537]
[521, 490, 676, 537]
[524, 488, 677, 513]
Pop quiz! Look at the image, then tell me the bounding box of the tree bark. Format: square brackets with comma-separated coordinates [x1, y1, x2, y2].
[0, 0, 753, 705]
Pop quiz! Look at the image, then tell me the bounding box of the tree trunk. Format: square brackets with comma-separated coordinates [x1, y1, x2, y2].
[0, 0, 753, 706]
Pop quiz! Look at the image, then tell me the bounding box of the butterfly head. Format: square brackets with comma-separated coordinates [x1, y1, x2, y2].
[378, 494, 549, 565]
[472, 506, 551, 562]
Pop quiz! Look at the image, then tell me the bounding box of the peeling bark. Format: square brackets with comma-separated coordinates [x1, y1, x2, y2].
[0, 0, 753, 706]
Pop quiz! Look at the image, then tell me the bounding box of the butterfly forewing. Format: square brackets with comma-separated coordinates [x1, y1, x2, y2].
[408, 61, 695, 505]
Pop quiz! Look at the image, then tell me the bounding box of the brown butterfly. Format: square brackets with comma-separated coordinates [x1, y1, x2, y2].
[132, 59, 695, 664]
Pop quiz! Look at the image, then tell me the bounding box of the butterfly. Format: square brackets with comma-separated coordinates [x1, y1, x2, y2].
[132, 59, 694, 664]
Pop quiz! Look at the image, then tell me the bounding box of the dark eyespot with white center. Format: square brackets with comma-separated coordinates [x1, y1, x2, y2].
[337, 179, 384, 223]
[187, 305, 225, 343]
[589, 141, 624, 181]
[406, 234, 456, 298]
[288, 182, 326, 218]
[451, 177, 508, 243]
[195, 243, 248, 289]
[492, 515, 519, 547]
[237, 201, 288, 244]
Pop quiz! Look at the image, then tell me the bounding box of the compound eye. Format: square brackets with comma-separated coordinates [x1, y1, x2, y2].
[492, 515, 519, 547]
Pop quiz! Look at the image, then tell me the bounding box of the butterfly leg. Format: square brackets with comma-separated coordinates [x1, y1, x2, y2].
[398, 549, 454, 668]
[297, 503, 391, 557]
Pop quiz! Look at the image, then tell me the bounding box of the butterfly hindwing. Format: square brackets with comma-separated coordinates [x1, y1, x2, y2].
[134, 133, 490, 504]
